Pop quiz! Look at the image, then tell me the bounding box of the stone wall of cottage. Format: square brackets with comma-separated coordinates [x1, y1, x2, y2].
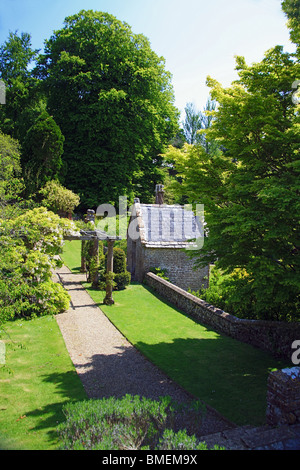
[127, 232, 209, 292]
[145, 272, 300, 361]
[140, 245, 209, 292]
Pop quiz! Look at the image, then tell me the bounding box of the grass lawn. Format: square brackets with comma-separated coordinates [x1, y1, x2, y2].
[0, 316, 87, 450]
[84, 283, 288, 426]
[61, 240, 82, 273]
[61, 241, 289, 426]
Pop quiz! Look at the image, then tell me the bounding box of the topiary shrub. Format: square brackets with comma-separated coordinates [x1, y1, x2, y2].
[112, 247, 127, 273]
[113, 247, 131, 290]
[114, 271, 131, 290]
[93, 246, 130, 290]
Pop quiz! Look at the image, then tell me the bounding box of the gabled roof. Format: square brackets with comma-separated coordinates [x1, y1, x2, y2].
[132, 203, 204, 248]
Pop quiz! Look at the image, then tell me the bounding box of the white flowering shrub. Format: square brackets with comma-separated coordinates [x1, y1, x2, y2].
[0, 207, 80, 323]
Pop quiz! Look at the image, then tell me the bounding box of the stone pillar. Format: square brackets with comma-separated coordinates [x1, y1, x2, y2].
[266, 367, 300, 426]
[104, 239, 115, 305]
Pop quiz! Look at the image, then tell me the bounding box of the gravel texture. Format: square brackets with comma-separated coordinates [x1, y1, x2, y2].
[54, 265, 234, 438]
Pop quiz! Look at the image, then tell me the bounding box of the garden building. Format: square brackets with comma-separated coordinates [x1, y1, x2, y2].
[127, 185, 209, 292]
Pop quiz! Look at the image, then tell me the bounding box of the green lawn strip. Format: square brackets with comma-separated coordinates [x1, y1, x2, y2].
[61, 240, 82, 273]
[84, 283, 288, 426]
[0, 316, 87, 450]
[61, 242, 288, 425]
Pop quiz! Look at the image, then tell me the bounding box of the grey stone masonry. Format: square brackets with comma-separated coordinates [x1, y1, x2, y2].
[266, 367, 300, 426]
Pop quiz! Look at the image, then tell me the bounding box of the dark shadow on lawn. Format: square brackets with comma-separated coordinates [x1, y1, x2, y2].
[25, 334, 286, 446]
[43, 338, 285, 426]
[84, 283, 288, 425]
[70, 266, 82, 273]
[63, 345, 234, 436]
[24, 347, 232, 443]
[24, 370, 87, 443]
[135, 338, 287, 426]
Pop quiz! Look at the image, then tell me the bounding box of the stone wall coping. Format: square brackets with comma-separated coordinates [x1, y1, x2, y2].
[271, 367, 300, 382]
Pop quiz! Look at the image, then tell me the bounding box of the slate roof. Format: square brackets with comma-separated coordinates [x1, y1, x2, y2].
[135, 203, 204, 248]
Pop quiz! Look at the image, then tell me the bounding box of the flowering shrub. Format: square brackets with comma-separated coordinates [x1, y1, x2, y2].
[0, 207, 79, 323]
[57, 394, 221, 450]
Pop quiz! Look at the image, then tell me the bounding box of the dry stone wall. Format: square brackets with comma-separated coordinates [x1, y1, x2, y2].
[266, 367, 300, 426]
[145, 272, 300, 360]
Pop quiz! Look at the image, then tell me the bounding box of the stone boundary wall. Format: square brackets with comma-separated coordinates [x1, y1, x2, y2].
[145, 272, 300, 361]
[266, 367, 300, 426]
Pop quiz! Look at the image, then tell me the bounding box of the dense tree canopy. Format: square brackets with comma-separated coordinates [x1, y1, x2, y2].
[0, 131, 24, 215]
[282, 0, 300, 57]
[21, 111, 64, 195]
[0, 31, 40, 141]
[164, 43, 300, 320]
[36, 10, 179, 208]
[0, 3, 299, 323]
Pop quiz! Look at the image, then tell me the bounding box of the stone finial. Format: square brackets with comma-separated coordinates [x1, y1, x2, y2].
[85, 209, 95, 224]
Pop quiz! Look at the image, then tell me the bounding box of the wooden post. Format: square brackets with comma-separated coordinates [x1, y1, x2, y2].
[81, 240, 87, 273]
[104, 239, 115, 305]
[91, 238, 99, 289]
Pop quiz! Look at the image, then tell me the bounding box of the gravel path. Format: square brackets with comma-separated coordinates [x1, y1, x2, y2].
[54, 265, 234, 437]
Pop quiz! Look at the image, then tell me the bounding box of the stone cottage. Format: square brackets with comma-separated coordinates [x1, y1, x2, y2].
[127, 185, 209, 292]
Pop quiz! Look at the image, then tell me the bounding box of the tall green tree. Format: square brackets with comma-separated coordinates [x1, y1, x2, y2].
[182, 102, 202, 144]
[162, 98, 220, 205]
[206, 47, 299, 320]
[21, 111, 64, 195]
[168, 44, 300, 321]
[282, 0, 300, 57]
[0, 31, 40, 140]
[36, 10, 179, 208]
[182, 99, 217, 149]
[0, 131, 24, 217]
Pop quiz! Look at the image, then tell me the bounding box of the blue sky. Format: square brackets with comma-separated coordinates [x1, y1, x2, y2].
[0, 0, 295, 115]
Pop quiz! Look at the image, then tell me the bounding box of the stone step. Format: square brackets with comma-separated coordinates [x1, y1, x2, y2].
[200, 423, 300, 450]
[200, 425, 254, 450]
